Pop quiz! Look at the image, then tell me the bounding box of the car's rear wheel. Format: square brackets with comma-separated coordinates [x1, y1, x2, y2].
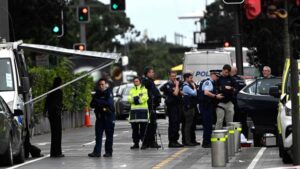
[1, 140, 14, 166]
[14, 143, 25, 164]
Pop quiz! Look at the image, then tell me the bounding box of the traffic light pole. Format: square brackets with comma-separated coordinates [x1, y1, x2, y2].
[0, 0, 10, 41]
[80, 0, 87, 46]
[234, 5, 243, 75]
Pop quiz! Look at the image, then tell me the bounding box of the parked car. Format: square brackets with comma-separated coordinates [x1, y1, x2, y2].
[155, 80, 167, 118]
[114, 84, 133, 119]
[237, 77, 281, 147]
[0, 96, 24, 166]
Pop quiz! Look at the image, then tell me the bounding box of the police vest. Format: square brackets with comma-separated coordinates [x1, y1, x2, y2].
[198, 79, 217, 106]
[182, 83, 198, 110]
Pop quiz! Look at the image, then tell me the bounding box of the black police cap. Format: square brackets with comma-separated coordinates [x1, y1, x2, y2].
[209, 70, 222, 77]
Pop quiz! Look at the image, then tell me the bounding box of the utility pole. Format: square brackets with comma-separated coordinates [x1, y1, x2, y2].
[234, 4, 243, 75]
[80, 0, 87, 46]
[0, 0, 10, 41]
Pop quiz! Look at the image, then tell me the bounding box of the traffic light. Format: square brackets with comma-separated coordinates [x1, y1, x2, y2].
[110, 0, 126, 11]
[223, 0, 244, 4]
[52, 24, 63, 35]
[77, 6, 90, 23]
[73, 43, 86, 51]
[224, 42, 230, 48]
[51, 10, 64, 37]
[245, 0, 261, 20]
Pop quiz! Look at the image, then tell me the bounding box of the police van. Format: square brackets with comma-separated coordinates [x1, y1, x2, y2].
[183, 50, 232, 84]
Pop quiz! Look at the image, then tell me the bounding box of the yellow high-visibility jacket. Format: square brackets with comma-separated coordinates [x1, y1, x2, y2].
[128, 85, 149, 123]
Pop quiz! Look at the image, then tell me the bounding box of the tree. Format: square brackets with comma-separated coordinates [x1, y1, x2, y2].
[8, 0, 135, 51]
[128, 39, 183, 79]
[202, 0, 296, 75]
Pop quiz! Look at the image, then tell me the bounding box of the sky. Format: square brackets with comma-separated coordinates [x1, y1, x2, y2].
[99, 0, 215, 46]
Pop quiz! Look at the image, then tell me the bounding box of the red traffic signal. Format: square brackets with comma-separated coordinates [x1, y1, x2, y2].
[245, 0, 261, 20]
[73, 43, 86, 51]
[77, 6, 90, 22]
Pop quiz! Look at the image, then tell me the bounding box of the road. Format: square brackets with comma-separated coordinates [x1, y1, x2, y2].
[0, 118, 294, 169]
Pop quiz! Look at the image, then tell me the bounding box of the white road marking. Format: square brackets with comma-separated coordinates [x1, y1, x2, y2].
[6, 154, 50, 169]
[82, 141, 96, 146]
[37, 142, 50, 146]
[120, 164, 127, 168]
[247, 147, 266, 169]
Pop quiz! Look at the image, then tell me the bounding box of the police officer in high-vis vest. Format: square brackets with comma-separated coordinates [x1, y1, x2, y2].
[199, 70, 224, 148]
[128, 77, 149, 149]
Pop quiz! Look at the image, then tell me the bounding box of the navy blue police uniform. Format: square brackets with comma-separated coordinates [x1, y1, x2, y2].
[198, 78, 217, 147]
[161, 80, 182, 146]
[141, 77, 162, 148]
[90, 88, 115, 156]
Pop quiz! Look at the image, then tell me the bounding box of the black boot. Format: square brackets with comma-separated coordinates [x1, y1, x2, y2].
[150, 142, 161, 148]
[130, 143, 139, 150]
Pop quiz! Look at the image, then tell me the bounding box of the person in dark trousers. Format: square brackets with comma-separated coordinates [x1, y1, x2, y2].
[128, 77, 149, 149]
[182, 73, 198, 146]
[160, 71, 184, 148]
[231, 67, 248, 138]
[88, 79, 115, 158]
[141, 67, 162, 149]
[199, 70, 224, 148]
[215, 64, 237, 129]
[44, 77, 64, 158]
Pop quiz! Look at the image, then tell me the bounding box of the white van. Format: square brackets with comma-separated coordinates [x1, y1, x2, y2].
[183, 50, 232, 83]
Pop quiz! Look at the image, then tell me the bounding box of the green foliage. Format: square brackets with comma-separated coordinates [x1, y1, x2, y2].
[9, 0, 135, 51]
[29, 58, 94, 116]
[203, 0, 291, 75]
[128, 40, 183, 79]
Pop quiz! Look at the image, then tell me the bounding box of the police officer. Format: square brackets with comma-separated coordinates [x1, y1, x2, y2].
[161, 71, 184, 148]
[128, 77, 149, 149]
[199, 70, 224, 148]
[216, 64, 237, 129]
[231, 67, 248, 138]
[88, 79, 115, 158]
[141, 67, 162, 149]
[182, 73, 198, 146]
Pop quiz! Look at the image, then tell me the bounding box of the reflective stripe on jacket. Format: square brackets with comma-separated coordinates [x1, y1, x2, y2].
[128, 85, 149, 122]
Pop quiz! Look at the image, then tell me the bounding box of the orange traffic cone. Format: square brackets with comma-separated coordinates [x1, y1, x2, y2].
[84, 107, 92, 127]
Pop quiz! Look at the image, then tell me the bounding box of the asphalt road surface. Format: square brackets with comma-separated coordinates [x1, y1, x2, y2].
[0, 117, 294, 169]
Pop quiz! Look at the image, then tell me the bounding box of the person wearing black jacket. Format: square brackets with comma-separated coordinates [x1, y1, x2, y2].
[160, 71, 184, 148]
[141, 67, 162, 149]
[44, 77, 64, 158]
[88, 79, 115, 158]
[215, 64, 237, 129]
